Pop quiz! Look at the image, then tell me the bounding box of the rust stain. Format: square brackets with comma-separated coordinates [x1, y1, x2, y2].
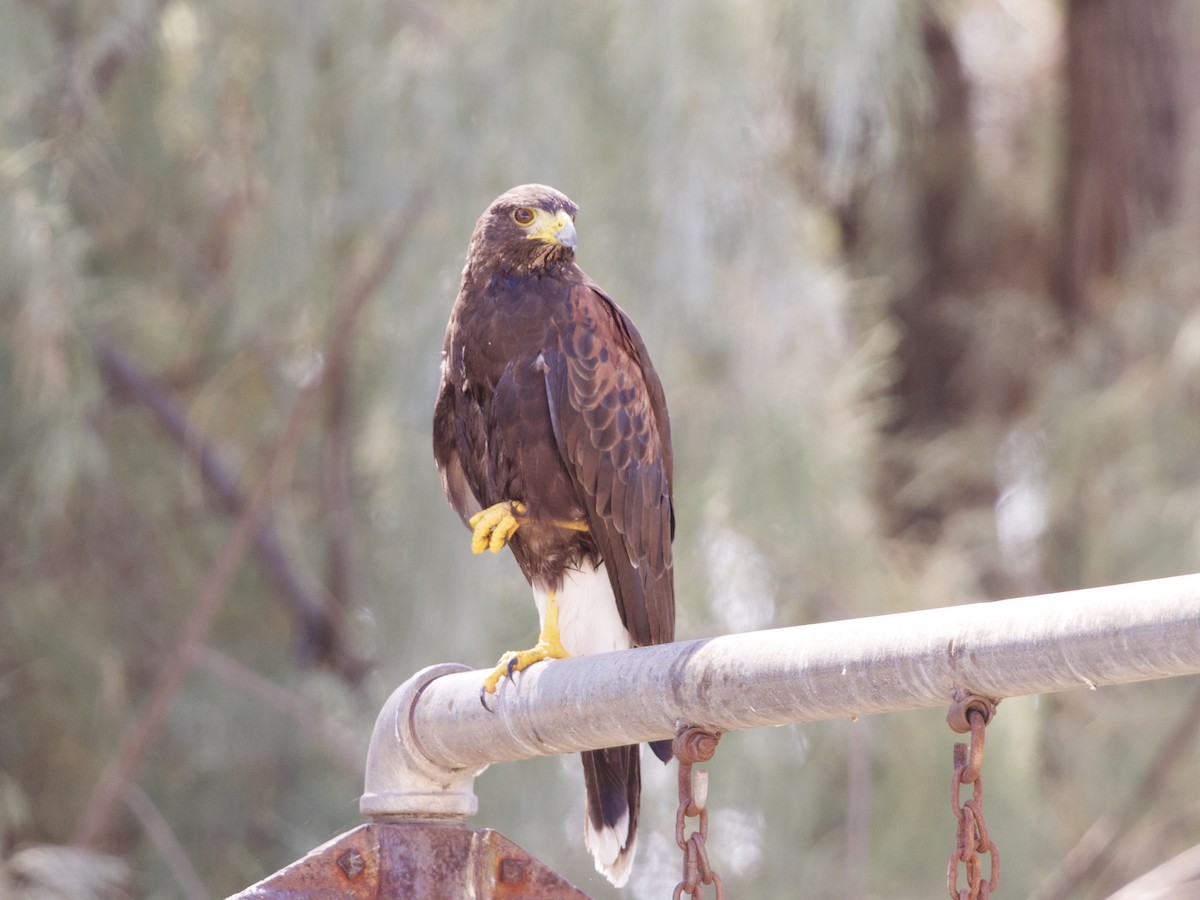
[228, 821, 591, 899]
[336, 848, 366, 881]
[228, 823, 379, 899]
[498, 856, 528, 884]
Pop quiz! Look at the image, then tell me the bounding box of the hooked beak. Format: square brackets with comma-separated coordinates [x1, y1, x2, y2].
[552, 211, 577, 249]
[528, 209, 577, 249]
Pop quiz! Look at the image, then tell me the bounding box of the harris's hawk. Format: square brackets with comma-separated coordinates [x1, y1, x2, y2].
[432, 184, 675, 886]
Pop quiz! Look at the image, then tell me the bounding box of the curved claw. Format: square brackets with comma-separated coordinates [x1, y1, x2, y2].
[481, 650, 515, 697]
[479, 683, 496, 712]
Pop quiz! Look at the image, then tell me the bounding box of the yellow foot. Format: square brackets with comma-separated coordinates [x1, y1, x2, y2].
[481, 638, 570, 696]
[480, 588, 570, 707]
[469, 501, 527, 554]
[468, 500, 590, 554]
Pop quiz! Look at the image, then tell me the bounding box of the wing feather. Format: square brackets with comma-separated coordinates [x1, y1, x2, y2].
[543, 283, 674, 646]
[594, 458, 615, 519]
[432, 359, 483, 523]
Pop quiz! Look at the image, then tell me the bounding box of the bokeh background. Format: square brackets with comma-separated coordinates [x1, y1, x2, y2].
[3, 1, 1200, 897]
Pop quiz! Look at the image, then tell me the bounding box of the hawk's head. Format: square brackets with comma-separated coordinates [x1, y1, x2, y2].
[467, 184, 579, 275]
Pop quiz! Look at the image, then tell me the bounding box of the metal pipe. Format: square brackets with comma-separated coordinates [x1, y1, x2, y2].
[361, 663, 486, 820]
[406, 574, 1200, 769]
[364, 573, 1200, 798]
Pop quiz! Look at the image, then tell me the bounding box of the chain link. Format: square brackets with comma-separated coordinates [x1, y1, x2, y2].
[672, 725, 724, 900]
[946, 691, 1000, 900]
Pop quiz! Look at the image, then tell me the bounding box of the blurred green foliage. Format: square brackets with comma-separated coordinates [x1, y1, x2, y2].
[2, 1, 1199, 898]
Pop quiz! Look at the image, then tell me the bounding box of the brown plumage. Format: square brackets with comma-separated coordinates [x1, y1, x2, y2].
[432, 184, 675, 886]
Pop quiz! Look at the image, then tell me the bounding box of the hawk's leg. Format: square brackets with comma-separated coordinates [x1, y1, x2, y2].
[480, 588, 570, 703]
[468, 499, 589, 554]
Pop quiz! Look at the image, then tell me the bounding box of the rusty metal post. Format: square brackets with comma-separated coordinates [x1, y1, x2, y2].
[230, 822, 591, 898]
[231, 663, 591, 899]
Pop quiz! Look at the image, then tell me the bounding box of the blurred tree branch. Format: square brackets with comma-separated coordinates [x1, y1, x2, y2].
[198, 648, 360, 775]
[73, 323, 321, 848]
[87, 0, 171, 97]
[94, 339, 356, 677]
[321, 330, 355, 636]
[1031, 682, 1200, 900]
[27, 0, 169, 137]
[71, 189, 427, 849]
[121, 784, 207, 900]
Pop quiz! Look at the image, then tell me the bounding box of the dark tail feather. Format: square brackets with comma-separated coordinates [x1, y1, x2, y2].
[581, 746, 640, 887]
[649, 737, 673, 764]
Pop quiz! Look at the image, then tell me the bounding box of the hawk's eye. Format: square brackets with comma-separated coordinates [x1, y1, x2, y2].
[512, 207, 537, 226]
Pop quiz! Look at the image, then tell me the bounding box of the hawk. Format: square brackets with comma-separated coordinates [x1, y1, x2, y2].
[433, 184, 675, 886]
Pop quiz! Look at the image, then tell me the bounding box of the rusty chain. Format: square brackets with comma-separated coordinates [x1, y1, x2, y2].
[946, 690, 1000, 900]
[672, 724, 724, 900]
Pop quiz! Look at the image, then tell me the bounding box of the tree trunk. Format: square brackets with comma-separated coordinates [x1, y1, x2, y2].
[886, 12, 975, 437]
[1055, 0, 1181, 323]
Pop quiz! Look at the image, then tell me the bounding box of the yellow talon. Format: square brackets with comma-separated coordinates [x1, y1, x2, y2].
[468, 501, 589, 554]
[465, 501, 588, 556]
[482, 589, 570, 698]
[469, 500, 527, 554]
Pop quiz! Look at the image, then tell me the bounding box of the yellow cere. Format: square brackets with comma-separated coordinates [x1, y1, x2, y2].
[524, 208, 576, 245]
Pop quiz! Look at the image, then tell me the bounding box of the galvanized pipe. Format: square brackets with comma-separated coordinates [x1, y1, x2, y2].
[368, 573, 1200, 790]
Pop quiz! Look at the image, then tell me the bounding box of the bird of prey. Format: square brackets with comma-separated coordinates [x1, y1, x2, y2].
[433, 184, 675, 886]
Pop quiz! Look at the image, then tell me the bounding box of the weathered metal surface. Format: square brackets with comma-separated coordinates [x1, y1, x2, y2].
[397, 573, 1200, 771]
[230, 824, 379, 899]
[229, 821, 590, 899]
[361, 662, 486, 821]
[377, 821, 590, 898]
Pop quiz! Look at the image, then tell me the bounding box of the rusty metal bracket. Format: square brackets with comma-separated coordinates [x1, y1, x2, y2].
[228, 821, 591, 899]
